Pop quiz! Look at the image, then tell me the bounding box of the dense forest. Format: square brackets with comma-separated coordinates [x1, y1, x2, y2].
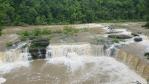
[144, 0, 149, 27]
[0, 0, 148, 25]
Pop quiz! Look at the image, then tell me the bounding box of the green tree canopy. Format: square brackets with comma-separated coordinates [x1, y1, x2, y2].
[145, 0, 149, 28]
[0, 0, 147, 25]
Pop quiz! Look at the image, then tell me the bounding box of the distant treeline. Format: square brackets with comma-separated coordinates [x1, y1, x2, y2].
[0, 0, 148, 25]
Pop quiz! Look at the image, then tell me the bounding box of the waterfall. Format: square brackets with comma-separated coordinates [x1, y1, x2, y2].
[0, 42, 146, 84]
[1, 42, 31, 63]
[0, 42, 31, 74]
[46, 43, 91, 58]
[46, 43, 106, 59]
[45, 43, 147, 84]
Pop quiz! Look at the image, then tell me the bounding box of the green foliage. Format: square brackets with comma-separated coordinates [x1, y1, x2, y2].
[18, 27, 81, 41]
[111, 38, 125, 43]
[0, 26, 4, 36]
[0, 28, 2, 36]
[18, 29, 51, 41]
[144, 0, 149, 28]
[144, 53, 149, 59]
[41, 29, 52, 35]
[144, 22, 149, 29]
[95, 38, 105, 45]
[18, 30, 31, 41]
[63, 27, 80, 36]
[6, 42, 13, 47]
[112, 38, 120, 43]
[0, 0, 147, 25]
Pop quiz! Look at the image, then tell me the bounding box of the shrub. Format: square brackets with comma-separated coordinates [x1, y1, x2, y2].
[6, 42, 13, 47]
[112, 38, 120, 43]
[95, 38, 105, 45]
[41, 28, 51, 35]
[0, 27, 3, 36]
[144, 53, 149, 59]
[145, 22, 149, 29]
[63, 26, 79, 36]
[0, 29, 2, 36]
[18, 28, 52, 41]
[18, 30, 31, 40]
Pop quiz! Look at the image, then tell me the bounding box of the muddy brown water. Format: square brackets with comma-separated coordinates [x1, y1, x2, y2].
[2, 56, 147, 84]
[0, 43, 147, 84]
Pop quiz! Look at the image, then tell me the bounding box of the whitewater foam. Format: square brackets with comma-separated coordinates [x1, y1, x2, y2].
[0, 77, 6, 84]
[0, 61, 30, 74]
[47, 55, 147, 84]
[46, 43, 147, 84]
[0, 42, 30, 74]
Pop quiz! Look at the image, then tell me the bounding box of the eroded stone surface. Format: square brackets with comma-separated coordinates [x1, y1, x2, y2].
[29, 38, 49, 59]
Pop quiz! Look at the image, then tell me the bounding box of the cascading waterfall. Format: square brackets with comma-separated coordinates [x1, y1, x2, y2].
[45, 43, 147, 84]
[2, 42, 31, 63]
[0, 42, 147, 84]
[46, 43, 92, 59]
[46, 43, 105, 59]
[0, 26, 148, 84]
[0, 42, 30, 74]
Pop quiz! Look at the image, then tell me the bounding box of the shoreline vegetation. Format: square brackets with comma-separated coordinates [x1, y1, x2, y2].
[1, 20, 147, 26]
[17, 27, 82, 41]
[0, 0, 147, 26]
[0, 0, 148, 33]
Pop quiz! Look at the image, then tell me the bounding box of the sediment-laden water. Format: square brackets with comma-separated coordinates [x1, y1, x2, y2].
[0, 26, 149, 84]
[0, 43, 147, 84]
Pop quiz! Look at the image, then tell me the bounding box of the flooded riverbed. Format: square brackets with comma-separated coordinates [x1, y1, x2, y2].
[1, 57, 147, 84]
[0, 25, 148, 84]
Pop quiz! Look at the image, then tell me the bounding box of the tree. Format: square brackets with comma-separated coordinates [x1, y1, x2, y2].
[0, 0, 9, 35]
[0, 0, 147, 25]
[144, 0, 149, 28]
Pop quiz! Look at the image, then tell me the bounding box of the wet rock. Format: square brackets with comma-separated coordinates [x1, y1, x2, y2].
[131, 33, 139, 36]
[108, 34, 132, 39]
[144, 52, 149, 59]
[29, 38, 49, 60]
[109, 48, 116, 57]
[29, 48, 47, 59]
[107, 31, 121, 34]
[134, 37, 143, 42]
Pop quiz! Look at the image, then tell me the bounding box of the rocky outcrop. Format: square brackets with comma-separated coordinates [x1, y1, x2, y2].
[108, 34, 132, 39]
[131, 33, 139, 36]
[29, 38, 49, 60]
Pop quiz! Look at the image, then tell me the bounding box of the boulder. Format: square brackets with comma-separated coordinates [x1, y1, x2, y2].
[144, 52, 149, 59]
[108, 34, 132, 39]
[134, 37, 143, 42]
[29, 38, 49, 60]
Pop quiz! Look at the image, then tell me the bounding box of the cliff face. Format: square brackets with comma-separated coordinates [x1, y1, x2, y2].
[116, 48, 149, 81]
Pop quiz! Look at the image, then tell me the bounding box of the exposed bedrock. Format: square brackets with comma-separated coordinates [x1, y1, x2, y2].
[131, 33, 139, 36]
[115, 44, 149, 81]
[29, 38, 49, 59]
[108, 34, 132, 39]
